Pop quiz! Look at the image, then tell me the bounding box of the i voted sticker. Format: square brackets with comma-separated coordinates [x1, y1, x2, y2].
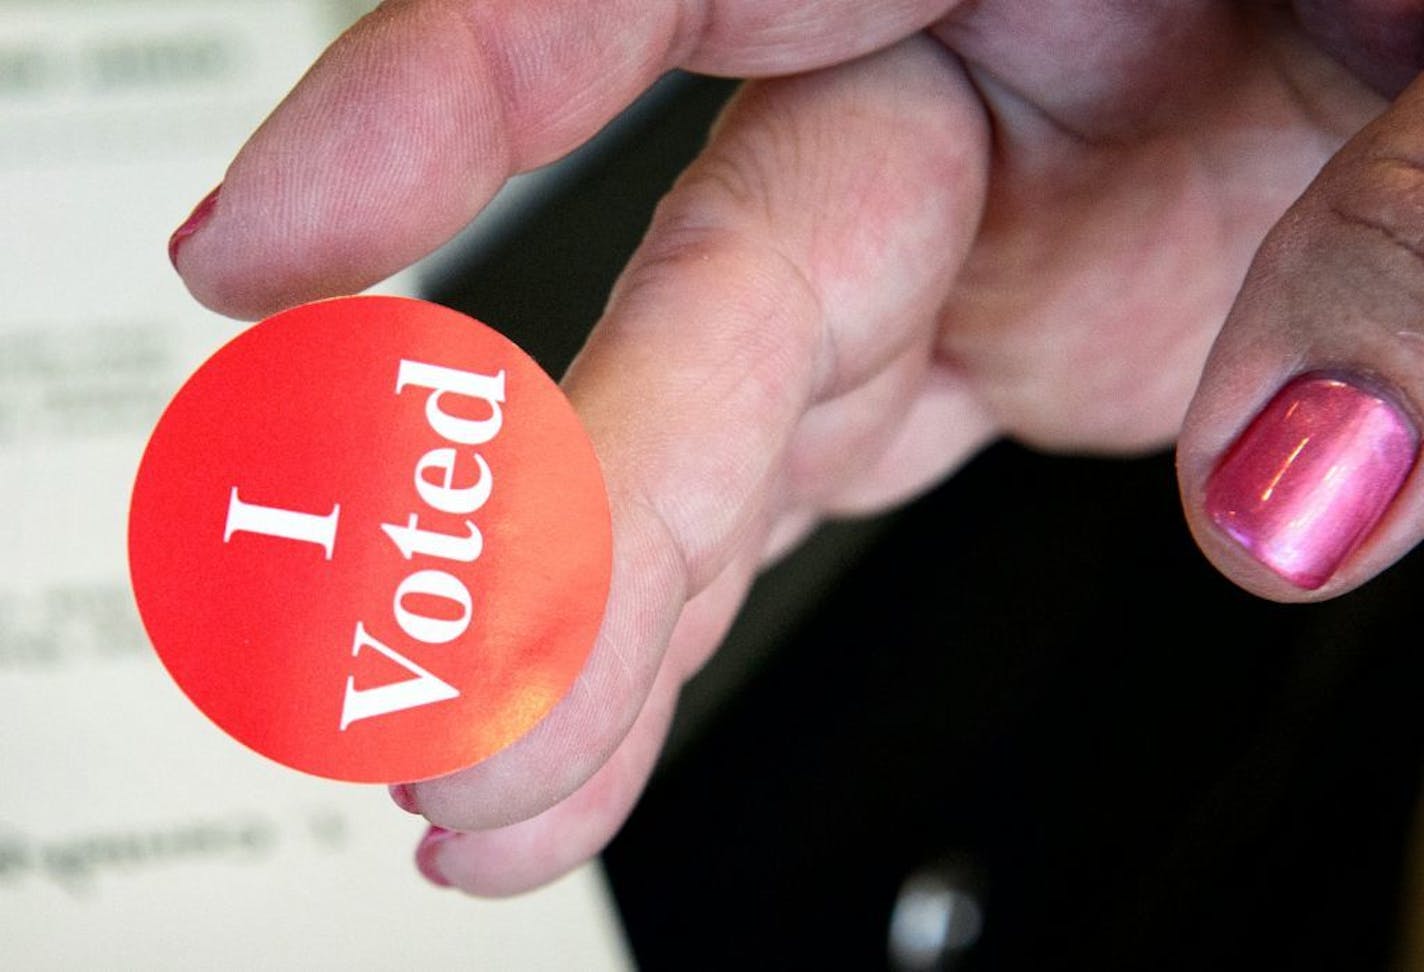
[128, 296, 611, 783]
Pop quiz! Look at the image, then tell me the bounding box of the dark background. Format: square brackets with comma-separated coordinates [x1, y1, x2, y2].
[427, 74, 1424, 970]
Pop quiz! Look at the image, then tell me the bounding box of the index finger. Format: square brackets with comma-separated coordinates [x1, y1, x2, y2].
[170, 0, 957, 319]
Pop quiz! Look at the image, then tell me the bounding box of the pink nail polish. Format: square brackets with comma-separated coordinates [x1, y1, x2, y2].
[1205, 373, 1418, 589]
[415, 826, 457, 888]
[167, 184, 220, 268]
[388, 783, 420, 814]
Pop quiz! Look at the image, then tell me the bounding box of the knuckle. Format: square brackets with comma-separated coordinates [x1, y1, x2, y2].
[1327, 152, 1424, 268]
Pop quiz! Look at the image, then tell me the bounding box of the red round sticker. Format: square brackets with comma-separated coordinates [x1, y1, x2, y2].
[129, 296, 611, 783]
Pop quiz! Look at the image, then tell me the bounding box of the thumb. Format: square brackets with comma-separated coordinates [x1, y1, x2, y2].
[1179, 71, 1424, 600]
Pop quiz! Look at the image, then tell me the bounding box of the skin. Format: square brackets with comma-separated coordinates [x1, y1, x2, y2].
[171, 0, 1424, 894]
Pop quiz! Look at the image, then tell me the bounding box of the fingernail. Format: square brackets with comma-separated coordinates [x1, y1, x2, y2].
[1205, 372, 1418, 589]
[388, 783, 420, 814]
[415, 825, 458, 888]
[168, 184, 221, 269]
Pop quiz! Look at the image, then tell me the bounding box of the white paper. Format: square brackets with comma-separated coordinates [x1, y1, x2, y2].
[0, 3, 631, 967]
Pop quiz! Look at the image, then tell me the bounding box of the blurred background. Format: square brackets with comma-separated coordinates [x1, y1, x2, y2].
[5, 2, 1424, 969]
[0, 1, 628, 967]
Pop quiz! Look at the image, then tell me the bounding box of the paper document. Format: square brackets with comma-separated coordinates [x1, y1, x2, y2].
[0, 2, 631, 967]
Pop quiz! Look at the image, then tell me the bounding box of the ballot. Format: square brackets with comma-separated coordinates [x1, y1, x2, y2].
[0, 2, 631, 967]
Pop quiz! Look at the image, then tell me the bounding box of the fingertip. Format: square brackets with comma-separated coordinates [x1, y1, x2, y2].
[1180, 73, 1424, 601]
[1191, 371, 1419, 596]
[162, 180, 289, 319]
[167, 184, 221, 272]
[169, 3, 513, 320]
[388, 783, 421, 815]
[168, 184, 292, 321]
[415, 825, 459, 889]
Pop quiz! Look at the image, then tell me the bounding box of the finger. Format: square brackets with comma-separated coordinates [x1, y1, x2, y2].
[812, 361, 996, 514]
[935, 1, 1252, 140]
[168, 0, 957, 319]
[780, 335, 995, 515]
[1179, 72, 1424, 600]
[416, 540, 756, 896]
[393, 35, 991, 885]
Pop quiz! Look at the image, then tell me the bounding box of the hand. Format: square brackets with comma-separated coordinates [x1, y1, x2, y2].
[169, 0, 1424, 894]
